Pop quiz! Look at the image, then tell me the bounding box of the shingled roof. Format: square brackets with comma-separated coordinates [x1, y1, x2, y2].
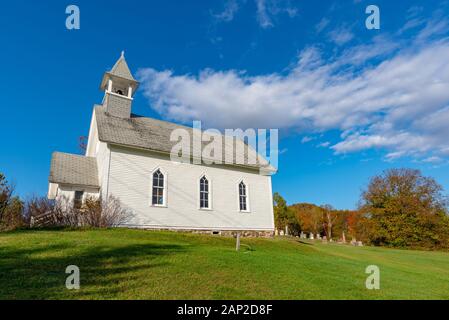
[49, 152, 100, 188]
[100, 52, 139, 93]
[95, 105, 275, 172]
[109, 52, 137, 82]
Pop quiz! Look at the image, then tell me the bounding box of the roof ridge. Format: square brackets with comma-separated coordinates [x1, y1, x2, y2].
[96, 104, 195, 132]
[98, 105, 255, 141]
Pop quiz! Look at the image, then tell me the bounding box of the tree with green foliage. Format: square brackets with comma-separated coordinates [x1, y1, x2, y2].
[0, 173, 12, 222]
[360, 168, 449, 249]
[0, 173, 24, 231]
[273, 193, 300, 235]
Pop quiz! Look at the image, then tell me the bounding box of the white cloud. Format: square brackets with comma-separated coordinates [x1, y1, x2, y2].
[317, 141, 331, 148]
[416, 18, 449, 42]
[255, 0, 298, 29]
[315, 18, 329, 33]
[328, 26, 354, 46]
[213, 0, 298, 28]
[337, 35, 399, 66]
[138, 17, 449, 162]
[212, 0, 240, 22]
[301, 136, 315, 143]
[255, 0, 273, 28]
[422, 156, 443, 163]
[398, 18, 425, 34]
[406, 6, 423, 19]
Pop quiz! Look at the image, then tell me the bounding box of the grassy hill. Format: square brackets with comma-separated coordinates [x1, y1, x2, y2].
[1, 228, 449, 300]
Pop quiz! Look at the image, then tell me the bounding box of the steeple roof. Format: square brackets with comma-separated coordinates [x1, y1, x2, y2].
[100, 51, 139, 93]
[109, 51, 137, 82]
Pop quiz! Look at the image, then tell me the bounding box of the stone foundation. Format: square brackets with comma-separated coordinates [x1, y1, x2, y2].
[141, 227, 274, 238]
[213, 230, 274, 238]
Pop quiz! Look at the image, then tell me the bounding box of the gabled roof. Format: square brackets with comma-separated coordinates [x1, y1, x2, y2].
[49, 152, 100, 188]
[109, 51, 137, 82]
[95, 105, 276, 172]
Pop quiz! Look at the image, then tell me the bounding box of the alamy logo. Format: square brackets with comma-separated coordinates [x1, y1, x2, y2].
[65, 265, 80, 290]
[169, 121, 278, 174]
[365, 5, 380, 30]
[66, 5, 80, 30]
[365, 265, 380, 290]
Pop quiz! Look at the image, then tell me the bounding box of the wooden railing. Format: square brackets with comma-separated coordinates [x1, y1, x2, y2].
[30, 212, 59, 228]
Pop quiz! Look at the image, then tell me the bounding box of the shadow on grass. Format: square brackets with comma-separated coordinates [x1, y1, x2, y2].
[296, 240, 314, 246]
[0, 241, 187, 299]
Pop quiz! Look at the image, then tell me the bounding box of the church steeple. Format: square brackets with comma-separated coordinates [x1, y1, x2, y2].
[100, 52, 139, 118]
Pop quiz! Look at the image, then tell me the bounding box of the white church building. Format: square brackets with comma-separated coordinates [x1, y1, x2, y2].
[48, 54, 276, 234]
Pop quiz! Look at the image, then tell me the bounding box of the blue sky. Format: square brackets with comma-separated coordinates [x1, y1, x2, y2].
[1, 0, 449, 209]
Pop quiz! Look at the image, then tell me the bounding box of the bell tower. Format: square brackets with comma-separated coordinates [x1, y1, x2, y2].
[100, 51, 139, 118]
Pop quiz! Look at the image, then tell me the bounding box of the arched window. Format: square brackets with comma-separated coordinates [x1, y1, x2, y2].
[200, 176, 210, 209]
[152, 169, 165, 206]
[239, 181, 248, 211]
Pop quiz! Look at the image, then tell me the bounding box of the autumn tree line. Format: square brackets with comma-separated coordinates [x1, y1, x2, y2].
[274, 168, 449, 250]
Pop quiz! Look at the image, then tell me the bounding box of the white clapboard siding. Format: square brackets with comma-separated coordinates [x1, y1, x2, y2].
[85, 110, 110, 198]
[105, 145, 275, 231]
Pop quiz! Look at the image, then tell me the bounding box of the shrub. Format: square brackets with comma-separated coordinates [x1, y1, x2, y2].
[0, 197, 25, 231]
[29, 195, 130, 229]
[81, 196, 131, 227]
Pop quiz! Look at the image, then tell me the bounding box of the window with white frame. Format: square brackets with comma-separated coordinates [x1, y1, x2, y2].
[200, 176, 210, 209]
[152, 169, 165, 206]
[239, 181, 248, 211]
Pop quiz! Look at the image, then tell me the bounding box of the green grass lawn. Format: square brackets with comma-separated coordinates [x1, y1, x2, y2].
[1, 228, 449, 300]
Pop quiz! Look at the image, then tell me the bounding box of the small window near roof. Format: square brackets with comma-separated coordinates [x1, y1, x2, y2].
[74, 191, 84, 209]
